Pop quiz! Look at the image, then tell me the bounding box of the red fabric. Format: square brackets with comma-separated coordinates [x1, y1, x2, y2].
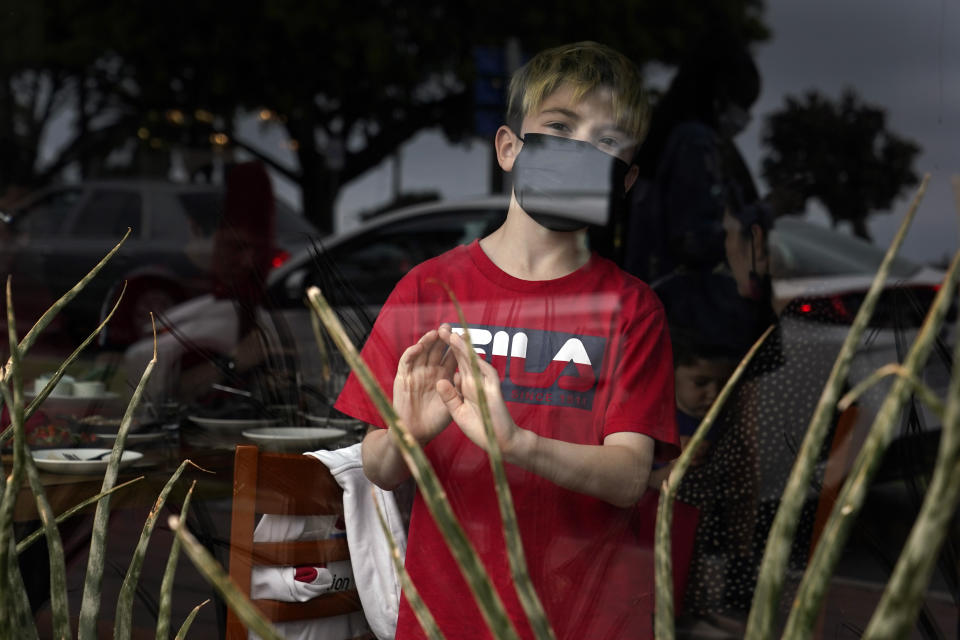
[633, 490, 700, 615]
[211, 162, 276, 307]
[336, 241, 679, 639]
[294, 566, 320, 583]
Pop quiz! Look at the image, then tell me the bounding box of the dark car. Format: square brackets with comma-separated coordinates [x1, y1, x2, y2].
[0, 179, 317, 346]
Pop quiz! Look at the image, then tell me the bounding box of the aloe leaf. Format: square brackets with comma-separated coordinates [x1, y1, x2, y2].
[306, 286, 520, 640]
[15, 477, 145, 554]
[4, 230, 129, 367]
[837, 363, 945, 420]
[308, 305, 333, 381]
[114, 460, 199, 639]
[157, 480, 197, 640]
[173, 599, 210, 640]
[78, 320, 157, 639]
[168, 514, 283, 640]
[0, 281, 126, 446]
[21, 447, 71, 637]
[745, 174, 930, 639]
[4, 539, 38, 640]
[780, 248, 960, 639]
[0, 278, 28, 637]
[434, 279, 555, 640]
[370, 486, 444, 640]
[654, 325, 774, 639]
[862, 270, 960, 638]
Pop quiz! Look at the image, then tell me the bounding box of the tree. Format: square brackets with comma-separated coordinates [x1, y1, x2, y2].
[2, 0, 769, 233]
[0, 0, 142, 202]
[760, 89, 921, 240]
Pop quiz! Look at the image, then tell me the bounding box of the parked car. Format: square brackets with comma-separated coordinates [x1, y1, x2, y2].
[769, 216, 949, 329]
[268, 196, 947, 319]
[0, 179, 317, 346]
[264, 197, 952, 438]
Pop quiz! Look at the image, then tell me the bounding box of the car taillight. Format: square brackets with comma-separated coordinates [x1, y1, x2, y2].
[789, 285, 948, 329]
[270, 249, 291, 269]
[792, 295, 856, 324]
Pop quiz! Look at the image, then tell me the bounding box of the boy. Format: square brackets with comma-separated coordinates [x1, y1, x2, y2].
[335, 42, 679, 639]
[648, 329, 737, 488]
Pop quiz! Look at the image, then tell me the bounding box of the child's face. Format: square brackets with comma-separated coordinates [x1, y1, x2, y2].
[675, 357, 736, 418]
[519, 83, 638, 165]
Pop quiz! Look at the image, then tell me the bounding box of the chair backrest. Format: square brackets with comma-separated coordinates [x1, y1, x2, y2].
[225, 444, 363, 639]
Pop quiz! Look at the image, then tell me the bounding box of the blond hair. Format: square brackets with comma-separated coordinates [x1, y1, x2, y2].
[506, 41, 649, 141]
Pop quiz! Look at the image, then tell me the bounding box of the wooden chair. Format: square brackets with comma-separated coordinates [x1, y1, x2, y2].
[225, 444, 364, 639]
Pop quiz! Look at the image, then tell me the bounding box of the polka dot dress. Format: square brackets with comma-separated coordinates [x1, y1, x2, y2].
[676, 309, 841, 621]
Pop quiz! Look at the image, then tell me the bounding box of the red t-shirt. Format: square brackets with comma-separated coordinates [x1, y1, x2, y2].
[335, 241, 679, 639]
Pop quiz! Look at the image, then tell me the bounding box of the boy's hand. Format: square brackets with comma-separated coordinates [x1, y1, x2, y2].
[435, 325, 522, 456]
[393, 326, 458, 445]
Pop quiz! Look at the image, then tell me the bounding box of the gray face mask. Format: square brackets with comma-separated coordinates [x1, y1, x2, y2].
[511, 133, 630, 232]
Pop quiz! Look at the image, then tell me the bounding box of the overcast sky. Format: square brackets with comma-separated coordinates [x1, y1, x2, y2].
[320, 0, 960, 265]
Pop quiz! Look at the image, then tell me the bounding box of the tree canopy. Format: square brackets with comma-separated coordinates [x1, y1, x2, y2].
[0, 0, 768, 232]
[760, 88, 921, 240]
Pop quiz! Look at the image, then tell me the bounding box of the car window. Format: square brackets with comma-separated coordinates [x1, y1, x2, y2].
[177, 192, 223, 237]
[15, 187, 84, 236]
[275, 199, 316, 237]
[145, 191, 191, 241]
[306, 208, 505, 306]
[770, 220, 919, 279]
[73, 190, 143, 238]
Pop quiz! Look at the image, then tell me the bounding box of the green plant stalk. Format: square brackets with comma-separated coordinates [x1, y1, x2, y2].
[77, 332, 157, 639]
[0, 284, 125, 446]
[371, 486, 444, 640]
[173, 599, 210, 640]
[438, 280, 555, 640]
[0, 278, 28, 637]
[157, 480, 197, 640]
[115, 460, 198, 639]
[168, 514, 283, 640]
[745, 174, 930, 640]
[0, 230, 129, 379]
[863, 278, 960, 638]
[306, 286, 520, 640]
[0, 239, 127, 634]
[780, 248, 960, 640]
[308, 306, 333, 381]
[16, 477, 145, 554]
[654, 325, 774, 639]
[21, 445, 72, 637]
[4, 538, 38, 640]
[838, 363, 945, 420]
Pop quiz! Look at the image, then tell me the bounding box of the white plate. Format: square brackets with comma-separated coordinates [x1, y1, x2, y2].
[26, 391, 122, 411]
[96, 432, 167, 444]
[301, 415, 364, 429]
[188, 416, 279, 431]
[32, 449, 143, 475]
[242, 427, 347, 450]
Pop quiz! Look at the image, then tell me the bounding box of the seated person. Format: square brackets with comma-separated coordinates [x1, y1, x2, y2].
[124, 162, 286, 409]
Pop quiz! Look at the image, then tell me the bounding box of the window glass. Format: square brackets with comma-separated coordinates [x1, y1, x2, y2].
[15, 187, 83, 236]
[770, 219, 919, 279]
[275, 199, 316, 235]
[73, 190, 143, 238]
[177, 192, 223, 237]
[150, 191, 193, 241]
